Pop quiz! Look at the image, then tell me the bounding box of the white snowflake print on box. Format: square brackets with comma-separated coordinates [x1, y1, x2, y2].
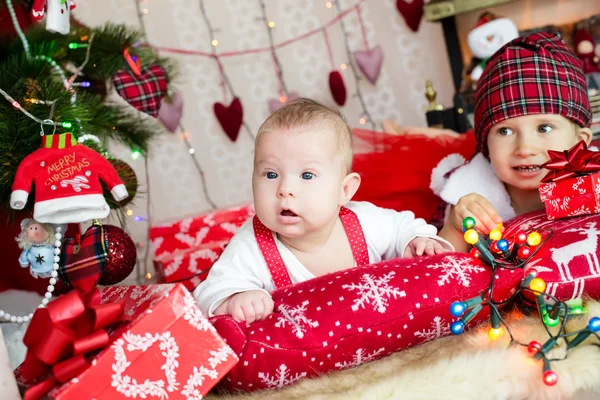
[210, 253, 522, 392]
[37, 284, 238, 400]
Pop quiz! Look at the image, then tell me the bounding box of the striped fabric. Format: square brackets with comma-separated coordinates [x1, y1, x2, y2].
[112, 64, 168, 118]
[474, 32, 592, 157]
[41, 132, 77, 149]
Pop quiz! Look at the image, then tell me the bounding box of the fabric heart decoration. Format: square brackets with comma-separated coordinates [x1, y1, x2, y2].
[158, 91, 184, 133]
[329, 71, 347, 106]
[214, 97, 244, 142]
[353, 45, 384, 85]
[59, 223, 107, 293]
[268, 92, 299, 114]
[396, 0, 424, 32]
[112, 64, 168, 118]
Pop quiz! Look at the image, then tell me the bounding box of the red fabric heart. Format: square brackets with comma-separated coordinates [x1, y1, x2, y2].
[396, 0, 424, 32]
[329, 71, 347, 106]
[59, 224, 107, 294]
[112, 64, 168, 117]
[214, 97, 244, 142]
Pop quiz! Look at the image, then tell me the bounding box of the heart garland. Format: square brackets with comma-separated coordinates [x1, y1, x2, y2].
[329, 71, 347, 106]
[268, 92, 299, 114]
[158, 91, 184, 133]
[214, 97, 244, 142]
[396, 0, 424, 32]
[112, 64, 168, 118]
[353, 45, 384, 85]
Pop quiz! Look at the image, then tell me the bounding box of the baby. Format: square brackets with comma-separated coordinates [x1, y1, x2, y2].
[194, 98, 453, 322]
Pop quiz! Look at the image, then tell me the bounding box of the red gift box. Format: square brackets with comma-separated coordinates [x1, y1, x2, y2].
[16, 284, 238, 399]
[154, 241, 229, 290]
[151, 204, 254, 289]
[539, 141, 600, 220]
[150, 203, 254, 259]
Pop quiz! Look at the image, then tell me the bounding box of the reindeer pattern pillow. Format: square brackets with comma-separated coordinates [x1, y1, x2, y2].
[503, 211, 600, 300]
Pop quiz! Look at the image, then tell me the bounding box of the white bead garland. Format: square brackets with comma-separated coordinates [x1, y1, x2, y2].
[0, 227, 62, 324]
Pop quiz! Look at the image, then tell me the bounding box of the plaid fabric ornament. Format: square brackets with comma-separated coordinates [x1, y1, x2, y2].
[112, 64, 168, 117]
[59, 223, 107, 293]
[474, 32, 592, 157]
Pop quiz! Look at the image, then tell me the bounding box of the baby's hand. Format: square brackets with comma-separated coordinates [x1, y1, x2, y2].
[213, 290, 274, 324]
[404, 237, 450, 257]
[450, 193, 503, 234]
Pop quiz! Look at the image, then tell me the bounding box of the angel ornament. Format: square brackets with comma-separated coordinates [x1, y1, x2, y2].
[16, 218, 58, 278]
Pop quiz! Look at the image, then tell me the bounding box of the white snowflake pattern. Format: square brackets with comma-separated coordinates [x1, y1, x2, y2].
[179, 217, 195, 232]
[572, 176, 588, 194]
[175, 227, 210, 247]
[334, 347, 385, 369]
[180, 366, 219, 400]
[413, 316, 451, 342]
[220, 222, 240, 235]
[208, 346, 235, 369]
[342, 272, 406, 313]
[427, 256, 485, 287]
[152, 237, 165, 254]
[188, 249, 220, 273]
[183, 293, 214, 332]
[258, 364, 307, 389]
[274, 300, 319, 338]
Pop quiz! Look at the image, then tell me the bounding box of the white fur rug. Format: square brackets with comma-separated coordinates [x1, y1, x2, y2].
[208, 301, 600, 400]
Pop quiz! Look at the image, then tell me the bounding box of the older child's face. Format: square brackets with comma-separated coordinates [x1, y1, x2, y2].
[487, 114, 591, 192]
[252, 126, 347, 239]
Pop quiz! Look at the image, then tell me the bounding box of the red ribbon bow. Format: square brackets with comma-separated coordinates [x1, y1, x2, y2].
[541, 140, 600, 183]
[17, 289, 124, 400]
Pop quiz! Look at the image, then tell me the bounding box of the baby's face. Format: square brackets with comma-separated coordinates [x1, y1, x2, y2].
[252, 125, 346, 239]
[487, 114, 590, 192]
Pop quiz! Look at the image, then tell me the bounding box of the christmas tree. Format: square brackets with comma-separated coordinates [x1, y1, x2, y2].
[0, 0, 173, 222]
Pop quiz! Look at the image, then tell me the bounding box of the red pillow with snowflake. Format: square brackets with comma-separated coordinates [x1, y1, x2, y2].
[210, 254, 522, 392]
[503, 210, 600, 300]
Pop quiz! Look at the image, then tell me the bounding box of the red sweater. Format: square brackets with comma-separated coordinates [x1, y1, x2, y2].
[10, 133, 128, 224]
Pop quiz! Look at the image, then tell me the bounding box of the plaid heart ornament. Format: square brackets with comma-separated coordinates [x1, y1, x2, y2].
[112, 64, 168, 117]
[59, 223, 107, 293]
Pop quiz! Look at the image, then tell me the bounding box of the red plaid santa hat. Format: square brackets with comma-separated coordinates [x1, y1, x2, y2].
[474, 32, 592, 157]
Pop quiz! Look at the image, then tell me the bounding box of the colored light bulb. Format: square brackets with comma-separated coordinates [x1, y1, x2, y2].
[569, 305, 585, 314]
[518, 246, 531, 259]
[464, 229, 479, 245]
[589, 317, 600, 332]
[527, 340, 542, 355]
[81, 81, 91, 87]
[62, 121, 72, 129]
[488, 327, 503, 341]
[542, 370, 558, 386]
[469, 248, 480, 259]
[449, 301, 466, 317]
[529, 278, 546, 293]
[131, 150, 141, 160]
[515, 232, 528, 245]
[497, 239, 509, 251]
[450, 321, 465, 335]
[489, 229, 502, 241]
[69, 42, 78, 49]
[490, 240, 499, 253]
[543, 313, 560, 327]
[527, 232, 542, 246]
[462, 217, 476, 231]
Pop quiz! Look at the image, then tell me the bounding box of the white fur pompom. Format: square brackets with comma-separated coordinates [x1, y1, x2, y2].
[430, 154, 466, 196]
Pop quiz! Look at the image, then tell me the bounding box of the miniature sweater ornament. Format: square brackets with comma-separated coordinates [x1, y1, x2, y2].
[10, 132, 128, 224]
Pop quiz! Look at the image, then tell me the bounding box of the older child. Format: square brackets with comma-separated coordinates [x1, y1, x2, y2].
[432, 32, 593, 252]
[195, 98, 452, 322]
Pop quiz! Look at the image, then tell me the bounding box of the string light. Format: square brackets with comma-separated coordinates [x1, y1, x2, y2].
[188, 148, 195, 154]
[131, 150, 141, 160]
[68, 43, 88, 49]
[211, 39, 219, 47]
[326, 1, 333, 8]
[340, 63, 347, 70]
[142, 8, 149, 14]
[145, 272, 152, 279]
[258, 0, 290, 103]
[126, 209, 134, 216]
[134, 216, 144, 222]
[280, 96, 287, 103]
[268, 21, 275, 28]
[359, 117, 366, 125]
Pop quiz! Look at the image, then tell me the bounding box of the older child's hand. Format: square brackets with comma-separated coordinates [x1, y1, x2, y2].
[450, 193, 503, 234]
[213, 290, 274, 324]
[404, 237, 450, 257]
